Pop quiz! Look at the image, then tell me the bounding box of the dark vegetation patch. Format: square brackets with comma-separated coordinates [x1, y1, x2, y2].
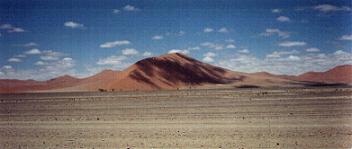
[236, 85, 260, 88]
[98, 88, 107, 92]
[303, 82, 349, 87]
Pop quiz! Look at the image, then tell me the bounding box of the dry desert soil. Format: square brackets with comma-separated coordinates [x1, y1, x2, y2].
[0, 87, 352, 148]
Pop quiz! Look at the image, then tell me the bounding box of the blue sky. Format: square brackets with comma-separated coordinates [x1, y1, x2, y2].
[0, 0, 351, 80]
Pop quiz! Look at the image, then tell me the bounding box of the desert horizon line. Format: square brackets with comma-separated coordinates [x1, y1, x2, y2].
[1, 52, 350, 82]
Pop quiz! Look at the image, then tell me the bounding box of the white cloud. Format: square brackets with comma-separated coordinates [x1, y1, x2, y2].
[238, 49, 250, 54]
[334, 50, 347, 55]
[97, 55, 127, 65]
[279, 41, 306, 47]
[122, 48, 139, 55]
[9, 28, 25, 33]
[0, 24, 12, 29]
[203, 27, 214, 33]
[142, 51, 153, 57]
[340, 34, 352, 41]
[272, 9, 281, 13]
[40, 56, 58, 61]
[100, 40, 130, 48]
[166, 46, 200, 55]
[59, 57, 74, 68]
[277, 16, 290, 22]
[168, 49, 189, 54]
[218, 27, 229, 33]
[204, 52, 216, 57]
[226, 44, 236, 49]
[40, 50, 63, 61]
[266, 50, 299, 58]
[202, 56, 214, 63]
[1, 48, 75, 80]
[25, 48, 41, 55]
[165, 31, 186, 37]
[123, 5, 139, 11]
[112, 9, 120, 14]
[261, 28, 290, 38]
[200, 42, 224, 50]
[216, 50, 352, 75]
[93, 54, 135, 73]
[62, 57, 72, 61]
[15, 54, 26, 58]
[313, 4, 351, 12]
[2, 65, 12, 69]
[177, 31, 185, 36]
[217, 54, 261, 73]
[314, 4, 339, 12]
[306, 47, 320, 52]
[202, 52, 216, 63]
[152, 35, 163, 40]
[287, 55, 301, 61]
[0, 23, 25, 33]
[188, 46, 200, 50]
[35, 61, 46, 66]
[266, 52, 281, 58]
[13, 42, 38, 47]
[23, 42, 38, 47]
[0, 65, 14, 77]
[204, 27, 229, 33]
[225, 39, 235, 43]
[8, 58, 22, 62]
[64, 21, 85, 29]
[0, 57, 76, 80]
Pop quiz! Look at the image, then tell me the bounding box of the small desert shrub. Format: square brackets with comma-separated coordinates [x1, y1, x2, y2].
[98, 88, 107, 92]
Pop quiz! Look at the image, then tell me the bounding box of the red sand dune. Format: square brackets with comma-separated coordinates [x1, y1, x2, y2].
[0, 53, 351, 93]
[106, 53, 242, 91]
[296, 65, 352, 84]
[0, 75, 80, 93]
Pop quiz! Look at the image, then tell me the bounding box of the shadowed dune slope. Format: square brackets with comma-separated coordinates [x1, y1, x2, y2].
[106, 53, 243, 91]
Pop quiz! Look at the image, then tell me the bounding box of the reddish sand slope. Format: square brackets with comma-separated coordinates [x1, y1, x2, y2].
[296, 65, 352, 84]
[72, 70, 122, 91]
[0, 75, 80, 93]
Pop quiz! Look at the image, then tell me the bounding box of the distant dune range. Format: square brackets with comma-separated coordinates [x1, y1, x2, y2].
[0, 53, 351, 93]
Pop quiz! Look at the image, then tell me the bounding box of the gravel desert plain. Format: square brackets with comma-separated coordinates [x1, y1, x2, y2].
[1, 87, 352, 148]
[2, 0, 352, 148]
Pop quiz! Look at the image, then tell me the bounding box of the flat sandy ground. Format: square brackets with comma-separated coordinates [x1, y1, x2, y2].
[0, 87, 351, 149]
